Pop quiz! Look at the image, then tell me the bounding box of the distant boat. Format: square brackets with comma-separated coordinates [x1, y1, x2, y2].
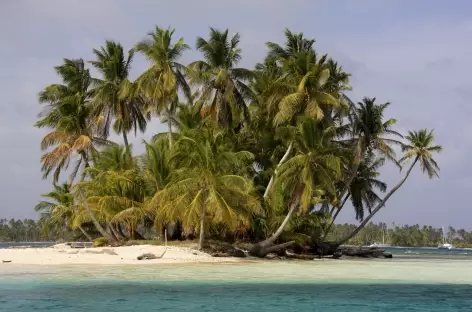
[368, 243, 391, 248]
[438, 226, 453, 249]
[368, 226, 391, 248]
[437, 243, 453, 250]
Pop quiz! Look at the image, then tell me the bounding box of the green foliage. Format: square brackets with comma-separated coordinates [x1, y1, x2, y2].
[93, 237, 107, 247]
[31, 27, 443, 247]
[90, 40, 147, 141]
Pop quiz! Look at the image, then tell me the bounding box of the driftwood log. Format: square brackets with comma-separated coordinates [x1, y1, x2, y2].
[137, 253, 158, 260]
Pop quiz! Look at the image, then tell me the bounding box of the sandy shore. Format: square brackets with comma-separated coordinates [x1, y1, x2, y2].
[0, 244, 239, 265]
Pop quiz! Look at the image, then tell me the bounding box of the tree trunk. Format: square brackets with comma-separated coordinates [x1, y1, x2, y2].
[79, 190, 115, 243]
[250, 187, 302, 257]
[337, 156, 419, 245]
[323, 193, 351, 238]
[122, 131, 129, 151]
[108, 223, 120, 242]
[78, 225, 93, 242]
[263, 141, 293, 198]
[117, 223, 127, 239]
[322, 141, 364, 237]
[110, 223, 125, 240]
[166, 107, 173, 149]
[198, 187, 207, 250]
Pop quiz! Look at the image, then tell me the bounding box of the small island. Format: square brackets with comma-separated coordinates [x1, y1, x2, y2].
[19, 27, 445, 261]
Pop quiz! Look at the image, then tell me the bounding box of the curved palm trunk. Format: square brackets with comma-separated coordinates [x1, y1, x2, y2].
[198, 187, 207, 250]
[323, 193, 351, 238]
[263, 141, 293, 198]
[108, 222, 122, 241]
[122, 131, 129, 151]
[79, 190, 115, 243]
[117, 223, 127, 239]
[323, 141, 364, 237]
[337, 156, 418, 245]
[78, 225, 93, 242]
[250, 187, 302, 257]
[166, 107, 173, 149]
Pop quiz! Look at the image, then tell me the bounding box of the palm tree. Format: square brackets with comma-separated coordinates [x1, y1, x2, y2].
[35, 59, 110, 183]
[251, 118, 344, 257]
[348, 157, 387, 221]
[338, 129, 442, 244]
[150, 128, 261, 250]
[257, 29, 349, 199]
[159, 101, 204, 132]
[90, 41, 147, 150]
[35, 182, 92, 241]
[266, 28, 316, 60]
[77, 145, 146, 242]
[188, 28, 256, 127]
[135, 26, 191, 148]
[323, 97, 403, 235]
[263, 53, 340, 198]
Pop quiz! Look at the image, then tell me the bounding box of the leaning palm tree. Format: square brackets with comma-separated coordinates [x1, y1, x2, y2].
[35, 182, 92, 241]
[149, 128, 261, 250]
[135, 26, 191, 147]
[323, 97, 403, 235]
[251, 118, 344, 257]
[338, 129, 442, 244]
[76, 145, 146, 242]
[188, 28, 256, 127]
[90, 41, 147, 149]
[35, 59, 110, 183]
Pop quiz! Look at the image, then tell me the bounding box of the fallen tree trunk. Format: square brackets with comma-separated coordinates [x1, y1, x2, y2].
[250, 240, 296, 258]
[249, 190, 301, 258]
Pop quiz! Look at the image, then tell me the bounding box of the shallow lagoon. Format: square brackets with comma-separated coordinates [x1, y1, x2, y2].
[1, 259, 472, 311]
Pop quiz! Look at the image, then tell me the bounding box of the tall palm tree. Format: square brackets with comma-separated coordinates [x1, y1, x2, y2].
[35, 59, 109, 183]
[338, 129, 442, 244]
[188, 28, 256, 127]
[251, 118, 344, 257]
[346, 97, 403, 167]
[35, 182, 92, 241]
[266, 28, 316, 60]
[90, 41, 147, 150]
[135, 26, 191, 148]
[150, 128, 261, 249]
[324, 97, 403, 235]
[263, 53, 340, 198]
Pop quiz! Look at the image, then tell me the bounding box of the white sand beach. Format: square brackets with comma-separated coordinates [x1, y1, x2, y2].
[0, 244, 238, 265]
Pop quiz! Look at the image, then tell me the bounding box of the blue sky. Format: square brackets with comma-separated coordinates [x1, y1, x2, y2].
[1, 0, 471, 228]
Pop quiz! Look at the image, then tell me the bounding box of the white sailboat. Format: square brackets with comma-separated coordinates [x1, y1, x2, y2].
[438, 226, 453, 249]
[368, 226, 391, 248]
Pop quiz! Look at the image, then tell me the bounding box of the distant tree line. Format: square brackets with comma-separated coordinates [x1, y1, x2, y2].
[2, 218, 471, 248]
[0, 218, 75, 242]
[327, 222, 472, 248]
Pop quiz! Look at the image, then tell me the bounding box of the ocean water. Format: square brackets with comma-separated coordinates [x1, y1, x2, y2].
[1, 261, 471, 311]
[0, 242, 55, 249]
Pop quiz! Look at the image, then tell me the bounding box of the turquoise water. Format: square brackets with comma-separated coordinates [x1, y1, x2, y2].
[2, 280, 471, 311]
[385, 247, 472, 256]
[0, 242, 55, 249]
[1, 262, 471, 311]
